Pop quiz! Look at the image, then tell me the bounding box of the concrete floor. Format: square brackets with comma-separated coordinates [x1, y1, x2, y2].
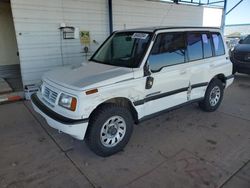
[0, 74, 250, 188]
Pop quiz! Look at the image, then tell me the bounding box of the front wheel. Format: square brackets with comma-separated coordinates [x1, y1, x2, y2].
[232, 64, 237, 74]
[199, 79, 224, 112]
[85, 104, 134, 157]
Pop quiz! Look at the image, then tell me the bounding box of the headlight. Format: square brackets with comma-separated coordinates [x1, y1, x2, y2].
[59, 93, 77, 111]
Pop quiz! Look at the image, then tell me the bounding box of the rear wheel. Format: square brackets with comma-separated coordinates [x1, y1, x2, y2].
[199, 79, 224, 112]
[86, 103, 134, 157]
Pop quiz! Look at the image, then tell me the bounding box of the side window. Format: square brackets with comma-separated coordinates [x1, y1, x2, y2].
[148, 32, 186, 72]
[212, 32, 225, 56]
[187, 33, 203, 61]
[202, 33, 213, 58]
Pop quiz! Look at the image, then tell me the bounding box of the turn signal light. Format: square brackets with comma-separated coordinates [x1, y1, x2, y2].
[70, 97, 77, 111]
[86, 89, 98, 95]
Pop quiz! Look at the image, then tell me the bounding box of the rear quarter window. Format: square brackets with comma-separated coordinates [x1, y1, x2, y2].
[212, 32, 225, 56]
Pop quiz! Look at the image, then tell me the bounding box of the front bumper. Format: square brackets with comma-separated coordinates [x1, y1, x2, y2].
[231, 57, 250, 74]
[31, 94, 88, 140]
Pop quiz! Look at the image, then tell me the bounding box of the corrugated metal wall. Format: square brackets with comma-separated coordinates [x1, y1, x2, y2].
[112, 0, 204, 30]
[11, 0, 205, 87]
[11, 0, 109, 86]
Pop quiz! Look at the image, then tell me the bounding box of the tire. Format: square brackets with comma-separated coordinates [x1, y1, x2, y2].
[85, 103, 134, 157]
[199, 79, 224, 112]
[232, 65, 237, 74]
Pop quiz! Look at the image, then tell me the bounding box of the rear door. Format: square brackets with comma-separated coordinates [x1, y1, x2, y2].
[209, 32, 229, 76]
[188, 31, 228, 100]
[187, 32, 214, 100]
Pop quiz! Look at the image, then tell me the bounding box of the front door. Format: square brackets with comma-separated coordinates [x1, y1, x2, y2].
[143, 32, 190, 116]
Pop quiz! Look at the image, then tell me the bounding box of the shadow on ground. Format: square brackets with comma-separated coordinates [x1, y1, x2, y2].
[0, 74, 250, 188]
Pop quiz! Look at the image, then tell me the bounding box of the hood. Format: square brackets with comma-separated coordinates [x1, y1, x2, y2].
[234, 44, 250, 53]
[43, 62, 134, 91]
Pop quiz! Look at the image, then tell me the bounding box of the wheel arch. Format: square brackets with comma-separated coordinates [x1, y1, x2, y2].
[88, 97, 139, 124]
[209, 73, 226, 87]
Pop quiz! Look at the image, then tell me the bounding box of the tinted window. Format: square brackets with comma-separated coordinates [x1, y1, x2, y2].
[212, 33, 225, 56]
[112, 35, 134, 59]
[202, 33, 213, 58]
[91, 32, 152, 68]
[187, 33, 203, 61]
[148, 33, 186, 72]
[242, 35, 250, 44]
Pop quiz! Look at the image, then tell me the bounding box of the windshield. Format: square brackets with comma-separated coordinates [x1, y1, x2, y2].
[91, 32, 152, 68]
[242, 35, 250, 44]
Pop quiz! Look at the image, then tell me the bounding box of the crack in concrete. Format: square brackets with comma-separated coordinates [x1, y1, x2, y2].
[219, 160, 250, 188]
[218, 110, 250, 122]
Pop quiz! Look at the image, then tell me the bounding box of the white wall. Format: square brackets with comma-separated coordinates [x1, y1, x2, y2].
[202, 7, 222, 28]
[11, 0, 109, 86]
[112, 0, 204, 30]
[0, 1, 19, 66]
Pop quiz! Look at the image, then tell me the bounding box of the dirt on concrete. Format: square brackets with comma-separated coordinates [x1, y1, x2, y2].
[0, 74, 250, 188]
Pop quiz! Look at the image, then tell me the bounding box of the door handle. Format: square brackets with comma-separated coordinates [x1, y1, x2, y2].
[145, 76, 154, 89]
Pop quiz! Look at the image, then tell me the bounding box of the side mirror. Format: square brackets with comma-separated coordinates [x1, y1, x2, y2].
[238, 39, 243, 44]
[144, 60, 154, 89]
[144, 60, 151, 76]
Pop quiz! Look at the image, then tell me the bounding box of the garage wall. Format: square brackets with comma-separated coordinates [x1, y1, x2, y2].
[112, 0, 204, 30]
[11, 0, 109, 86]
[11, 0, 208, 87]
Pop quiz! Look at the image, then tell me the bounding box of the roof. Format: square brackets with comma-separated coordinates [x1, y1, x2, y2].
[116, 26, 221, 33]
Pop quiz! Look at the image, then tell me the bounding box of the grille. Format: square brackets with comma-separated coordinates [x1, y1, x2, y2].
[43, 86, 58, 104]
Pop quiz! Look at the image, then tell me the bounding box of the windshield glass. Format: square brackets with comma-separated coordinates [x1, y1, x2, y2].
[242, 35, 250, 44]
[91, 32, 152, 68]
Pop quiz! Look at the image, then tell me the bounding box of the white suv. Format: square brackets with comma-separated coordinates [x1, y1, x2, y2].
[31, 27, 234, 156]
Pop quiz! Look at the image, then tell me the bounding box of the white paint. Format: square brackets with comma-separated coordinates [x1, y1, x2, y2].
[32, 99, 88, 140]
[31, 27, 233, 141]
[0, 98, 8, 103]
[43, 63, 134, 91]
[60, 22, 66, 28]
[113, 0, 204, 30]
[11, 0, 109, 86]
[203, 7, 223, 27]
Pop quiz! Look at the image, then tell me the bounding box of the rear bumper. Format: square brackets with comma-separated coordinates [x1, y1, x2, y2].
[31, 94, 88, 140]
